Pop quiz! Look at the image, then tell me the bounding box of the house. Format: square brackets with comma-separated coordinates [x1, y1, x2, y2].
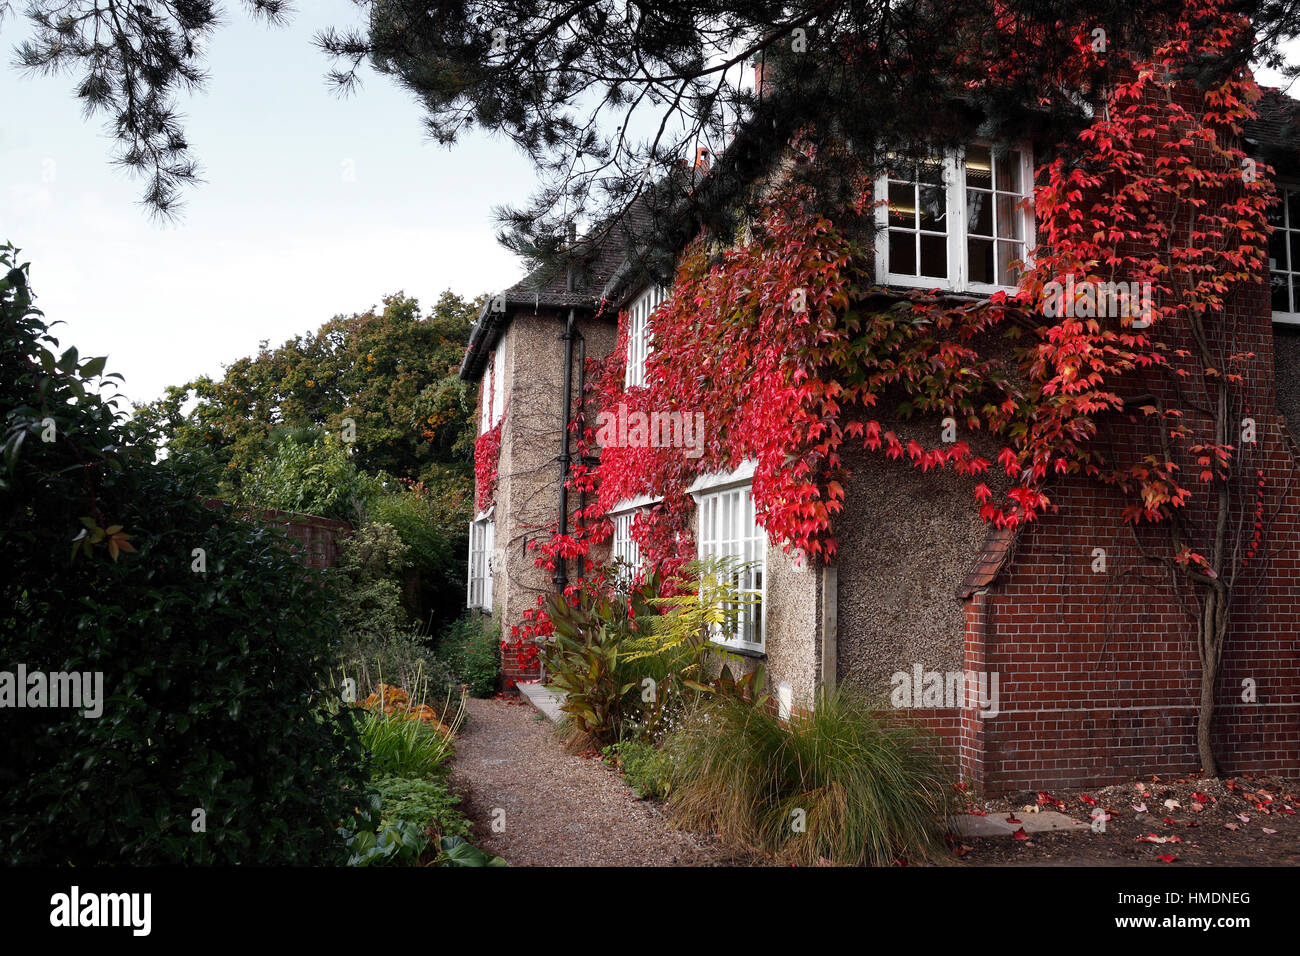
[461, 71, 1300, 791]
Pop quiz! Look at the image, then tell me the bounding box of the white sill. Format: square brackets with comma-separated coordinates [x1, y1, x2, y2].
[1273, 312, 1300, 326]
[709, 639, 766, 660]
[881, 275, 1019, 297]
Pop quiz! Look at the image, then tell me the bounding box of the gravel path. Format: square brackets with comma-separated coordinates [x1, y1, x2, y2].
[448, 697, 719, 866]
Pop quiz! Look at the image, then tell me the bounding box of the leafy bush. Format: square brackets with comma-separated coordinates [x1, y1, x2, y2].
[439, 835, 506, 867]
[240, 427, 382, 522]
[664, 690, 958, 866]
[605, 740, 674, 801]
[339, 633, 460, 717]
[0, 244, 368, 864]
[341, 817, 429, 867]
[336, 521, 411, 635]
[435, 613, 500, 698]
[542, 560, 759, 745]
[372, 773, 470, 841]
[333, 521, 462, 719]
[368, 483, 466, 630]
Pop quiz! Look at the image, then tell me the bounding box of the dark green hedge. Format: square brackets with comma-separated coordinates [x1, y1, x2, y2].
[0, 244, 369, 864]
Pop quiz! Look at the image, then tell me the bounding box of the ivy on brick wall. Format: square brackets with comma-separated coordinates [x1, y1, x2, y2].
[513, 0, 1276, 773]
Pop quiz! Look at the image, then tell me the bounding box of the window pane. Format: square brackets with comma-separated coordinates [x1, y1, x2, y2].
[965, 145, 992, 190]
[1269, 197, 1286, 228]
[996, 195, 1024, 240]
[1292, 274, 1300, 314]
[1272, 272, 1290, 312]
[995, 150, 1022, 192]
[967, 190, 992, 236]
[919, 234, 947, 278]
[1289, 189, 1300, 228]
[888, 181, 915, 228]
[918, 158, 945, 186]
[997, 241, 1022, 286]
[918, 184, 947, 231]
[1272, 231, 1289, 271]
[968, 238, 994, 284]
[889, 230, 917, 275]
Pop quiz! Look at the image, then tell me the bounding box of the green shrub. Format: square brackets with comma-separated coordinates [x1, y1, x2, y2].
[664, 690, 958, 866]
[340, 816, 429, 867]
[0, 244, 369, 864]
[606, 740, 674, 801]
[435, 613, 500, 698]
[339, 633, 461, 717]
[542, 560, 758, 746]
[335, 521, 412, 635]
[439, 835, 506, 867]
[240, 427, 382, 522]
[372, 773, 471, 841]
[367, 478, 474, 634]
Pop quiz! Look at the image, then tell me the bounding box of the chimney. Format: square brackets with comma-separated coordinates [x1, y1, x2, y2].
[695, 147, 711, 173]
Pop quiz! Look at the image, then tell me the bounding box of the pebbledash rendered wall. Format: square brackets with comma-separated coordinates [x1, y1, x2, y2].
[477, 308, 618, 684]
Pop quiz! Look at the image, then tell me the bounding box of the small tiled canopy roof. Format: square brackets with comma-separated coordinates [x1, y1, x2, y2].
[956, 524, 1022, 599]
[1245, 87, 1300, 156]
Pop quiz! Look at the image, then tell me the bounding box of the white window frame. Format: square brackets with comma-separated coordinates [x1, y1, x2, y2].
[875, 143, 1035, 295]
[478, 363, 493, 435]
[1270, 182, 1300, 325]
[610, 510, 644, 583]
[467, 514, 495, 611]
[491, 342, 506, 424]
[624, 284, 666, 389]
[694, 482, 766, 654]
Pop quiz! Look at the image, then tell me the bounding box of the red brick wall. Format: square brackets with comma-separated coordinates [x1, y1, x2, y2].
[935, 74, 1300, 793]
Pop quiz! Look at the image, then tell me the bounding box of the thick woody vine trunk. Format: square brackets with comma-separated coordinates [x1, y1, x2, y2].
[1195, 587, 1228, 778]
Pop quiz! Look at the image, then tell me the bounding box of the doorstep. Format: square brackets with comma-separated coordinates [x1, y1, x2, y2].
[516, 681, 566, 723]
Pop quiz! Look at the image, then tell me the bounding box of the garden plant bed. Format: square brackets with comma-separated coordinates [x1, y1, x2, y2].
[954, 775, 1300, 867]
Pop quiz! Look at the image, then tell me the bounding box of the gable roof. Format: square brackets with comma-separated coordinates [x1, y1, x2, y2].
[459, 170, 698, 381]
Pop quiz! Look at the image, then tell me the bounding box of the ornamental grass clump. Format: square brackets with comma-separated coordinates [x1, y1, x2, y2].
[665, 690, 958, 866]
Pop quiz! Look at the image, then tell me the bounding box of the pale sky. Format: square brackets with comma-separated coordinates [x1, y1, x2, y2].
[0, 1, 530, 406]
[2, 10, 1296, 408]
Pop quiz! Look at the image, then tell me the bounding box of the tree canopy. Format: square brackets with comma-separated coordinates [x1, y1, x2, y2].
[133, 289, 482, 496]
[10, 0, 1300, 267]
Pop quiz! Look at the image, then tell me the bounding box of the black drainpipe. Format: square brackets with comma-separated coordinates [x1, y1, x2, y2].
[553, 225, 579, 593]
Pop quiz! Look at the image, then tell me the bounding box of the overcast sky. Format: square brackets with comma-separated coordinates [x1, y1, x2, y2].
[2, 10, 1297, 408]
[0, 1, 530, 407]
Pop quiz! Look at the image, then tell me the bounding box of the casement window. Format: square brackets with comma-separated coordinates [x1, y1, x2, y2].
[625, 284, 666, 389]
[467, 516, 494, 611]
[1270, 184, 1300, 325]
[696, 483, 766, 653]
[611, 511, 643, 570]
[876, 144, 1035, 294]
[479, 363, 493, 434]
[479, 345, 506, 434]
[491, 343, 506, 423]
